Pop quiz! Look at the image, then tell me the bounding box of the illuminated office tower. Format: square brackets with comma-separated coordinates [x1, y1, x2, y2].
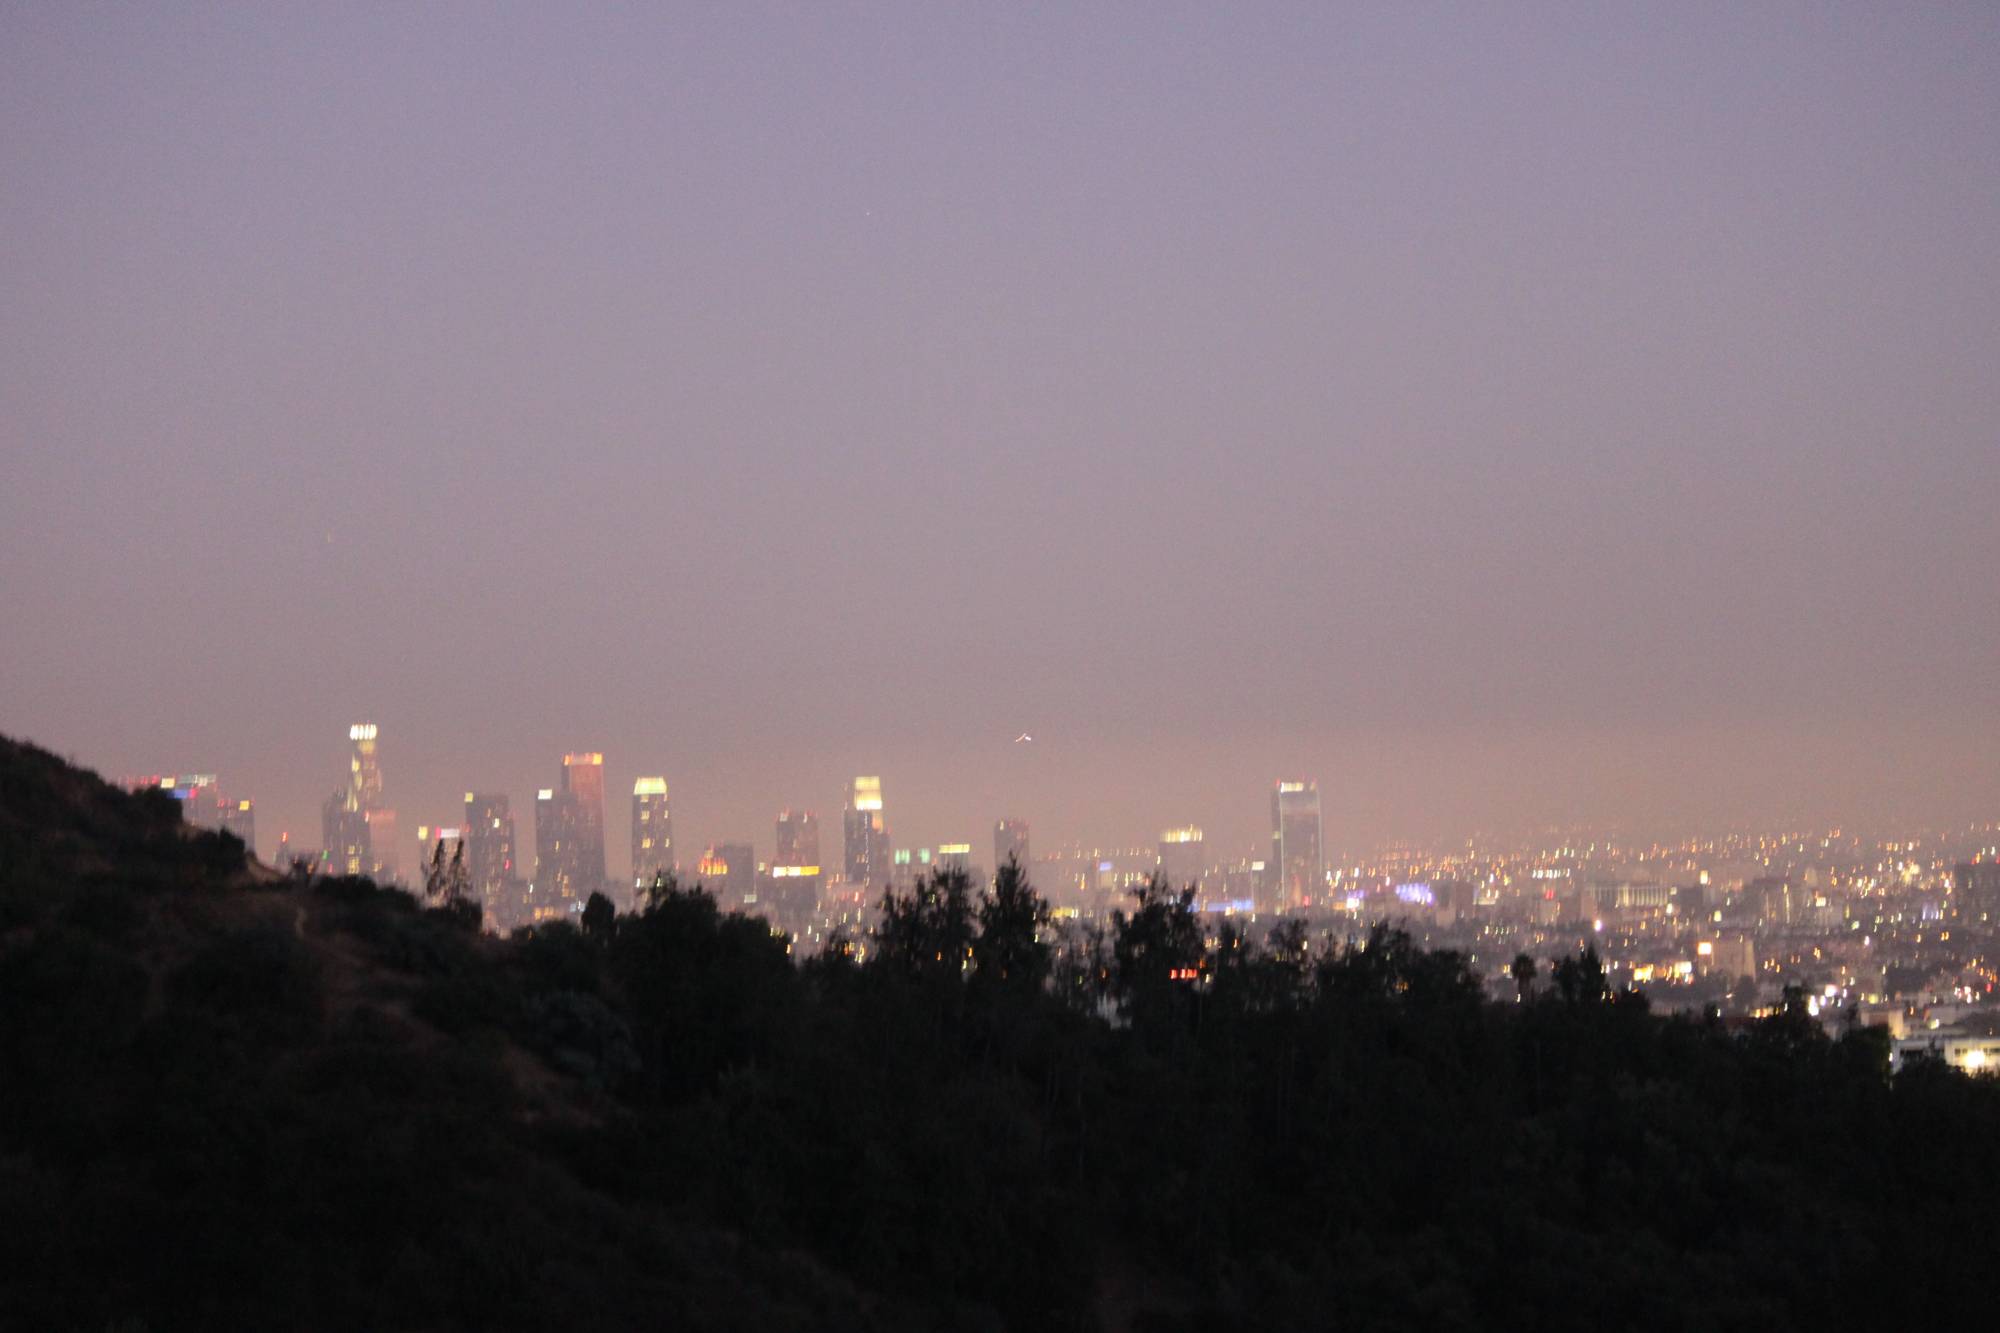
[221, 797, 256, 857]
[995, 817, 1030, 873]
[932, 843, 977, 892]
[1267, 781, 1323, 912]
[562, 753, 608, 891]
[464, 792, 519, 924]
[776, 808, 820, 868]
[843, 775, 891, 891]
[891, 846, 934, 892]
[135, 773, 220, 829]
[534, 787, 581, 913]
[1158, 826, 1205, 891]
[320, 724, 399, 881]
[698, 842, 758, 913]
[348, 724, 383, 811]
[322, 793, 371, 877]
[171, 774, 220, 828]
[771, 809, 822, 936]
[631, 777, 674, 894]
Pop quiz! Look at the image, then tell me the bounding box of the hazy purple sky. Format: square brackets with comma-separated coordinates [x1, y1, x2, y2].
[3, 3, 1996, 872]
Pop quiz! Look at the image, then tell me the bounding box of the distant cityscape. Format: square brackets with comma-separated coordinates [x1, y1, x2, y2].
[133, 722, 2000, 1074]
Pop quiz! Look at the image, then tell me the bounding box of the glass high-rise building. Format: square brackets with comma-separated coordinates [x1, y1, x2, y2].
[534, 786, 581, 914]
[348, 723, 382, 811]
[631, 776, 674, 895]
[1158, 825, 1204, 892]
[532, 753, 608, 914]
[322, 723, 397, 881]
[995, 817, 1030, 874]
[1267, 781, 1323, 913]
[563, 753, 607, 890]
[771, 808, 822, 936]
[842, 775, 891, 892]
[464, 791, 518, 925]
[698, 841, 757, 913]
[776, 808, 819, 868]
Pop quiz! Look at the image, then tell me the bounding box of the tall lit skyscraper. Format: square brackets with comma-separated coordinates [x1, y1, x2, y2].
[464, 791, 518, 925]
[1267, 781, 1323, 912]
[534, 786, 580, 914]
[322, 724, 397, 880]
[1158, 826, 1205, 891]
[563, 753, 607, 890]
[776, 808, 820, 868]
[323, 792, 371, 877]
[348, 723, 382, 811]
[631, 777, 674, 894]
[995, 817, 1030, 872]
[843, 775, 891, 892]
[771, 808, 822, 936]
[935, 842, 974, 879]
[532, 753, 608, 914]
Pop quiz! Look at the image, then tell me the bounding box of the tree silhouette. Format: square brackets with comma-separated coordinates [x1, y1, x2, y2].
[1110, 874, 1204, 1030]
[971, 855, 1052, 991]
[581, 890, 616, 941]
[873, 865, 977, 984]
[1551, 943, 1609, 1004]
[1511, 952, 1538, 1002]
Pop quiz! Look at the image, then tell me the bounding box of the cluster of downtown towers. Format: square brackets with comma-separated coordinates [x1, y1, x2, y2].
[313, 725, 1329, 935]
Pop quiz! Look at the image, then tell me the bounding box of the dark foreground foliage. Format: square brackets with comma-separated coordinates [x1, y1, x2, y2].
[2, 735, 1995, 1330]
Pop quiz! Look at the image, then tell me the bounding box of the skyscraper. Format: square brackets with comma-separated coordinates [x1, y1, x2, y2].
[534, 786, 580, 915]
[323, 792, 371, 876]
[365, 808, 400, 883]
[322, 724, 397, 881]
[776, 808, 820, 868]
[464, 791, 519, 926]
[843, 775, 891, 892]
[771, 808, 822, 938]
[220, 797, 255, 857]
[563, 752, 607, 890]
[1267, 781, 1323, 913]
[348, 723, 382, 811]
[631, 776, 674, 895]
[995, 817, 1030, 873]
[1158, 825, 1204, 892]
[698, 842, 757, 913]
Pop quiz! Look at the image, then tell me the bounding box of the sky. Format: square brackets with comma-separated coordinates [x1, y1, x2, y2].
[2, 3, 1996, 875]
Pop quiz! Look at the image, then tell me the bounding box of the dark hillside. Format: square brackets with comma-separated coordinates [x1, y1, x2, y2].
[3, 733, 1998, 1330]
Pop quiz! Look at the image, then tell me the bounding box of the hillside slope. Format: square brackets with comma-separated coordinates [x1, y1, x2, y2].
[0, 736, 920, 1332]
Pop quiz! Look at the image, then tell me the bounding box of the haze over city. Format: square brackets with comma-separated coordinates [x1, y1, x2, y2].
[3, 4, 1996, 876]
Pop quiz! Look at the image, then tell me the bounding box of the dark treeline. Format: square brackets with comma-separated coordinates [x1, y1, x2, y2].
[2, 736, 1996, 1330]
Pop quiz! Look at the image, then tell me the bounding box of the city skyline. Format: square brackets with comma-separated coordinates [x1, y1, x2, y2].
[122, 719, 2000, 903]
[2, 6, 1996, 880]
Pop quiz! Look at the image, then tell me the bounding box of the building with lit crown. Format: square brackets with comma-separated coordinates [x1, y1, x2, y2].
[1267, 780, 1323, 913]
[843, 776, 891, 892]
[770, 809, 823, 939]
[533, 751, 609, 917]
[1158, 826, 1205, 891]
[631, 777, 674, 898]
[321, 724, 398, 882]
